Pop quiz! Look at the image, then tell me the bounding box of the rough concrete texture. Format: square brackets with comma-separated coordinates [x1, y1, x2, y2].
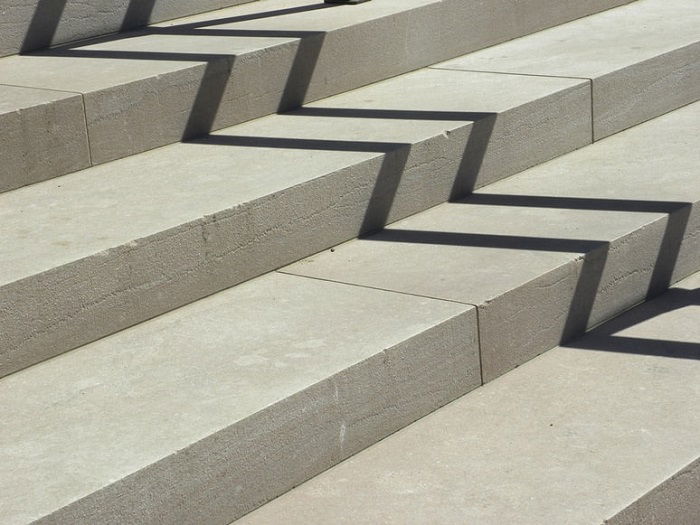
[436, 0, 700, 139]
[0, 0, 632, 170]
[0, 272, 478, 524]
[607, 457, 700, 525]
[0, 84, 90, 192]
[285, 101, 700, 381]
[0, 0, 256, 57]
[239, 271, 700, 525]
[0, 68, 590, 378]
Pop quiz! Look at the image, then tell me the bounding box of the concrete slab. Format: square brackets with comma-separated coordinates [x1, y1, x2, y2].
[0, 0, 631, 170]
[0, 272, 478, 524]
[238, 271, 700, 525]
[436, 0, 700, 139]
[285, 101, 700, 381]
[0, 85, 90, 192]
[0, 0, 256, 58]
[0, 68, 589, 378]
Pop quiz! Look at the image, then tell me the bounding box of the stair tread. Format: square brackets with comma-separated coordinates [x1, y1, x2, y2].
[0, 272, 478, 524]
[238, 271, 700, 525]
[0, 68, 582, 287]
[437, 0, 700, 138]
[438, 0, 699, 79]
[287, 102, 700, 303]
[0, 0, 635, 189]
[285, 101, 700, 379]
[0, 65, 590, 377]
[0, 0, 257, 58]
[2, 100, 697, 524]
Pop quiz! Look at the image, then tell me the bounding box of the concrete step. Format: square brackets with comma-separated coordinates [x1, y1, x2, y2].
[0, 66, 593, 378]
[0, 273, 481, 524]
[1, 0, 257, 57]
[283, 101, 700, 381]
[238, 270, 700, 525]
[0, 0, 635, 192]
[2, 100, 696, 525]
[435, 0, 700, 140]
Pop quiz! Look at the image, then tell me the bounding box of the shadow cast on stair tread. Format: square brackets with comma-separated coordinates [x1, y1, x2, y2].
[20, 0, 332, 53]
[365, 193, 694, 348]
[567, 287, 700, 360]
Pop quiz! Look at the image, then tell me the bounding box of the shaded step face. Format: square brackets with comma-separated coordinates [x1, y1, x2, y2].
[0, 0, 257, 57]
[238, 271, 700, 525]
[0, 68, 591, 378]
[0, 0, 636, 191]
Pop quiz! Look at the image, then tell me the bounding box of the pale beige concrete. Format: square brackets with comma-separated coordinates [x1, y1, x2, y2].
[436, 0, 700, 139]
[0, 0, 630, 170]
[285, 101, 700, 381]
[0, 68, 589, 378]
[0, 272, 478, 524]
[239, 271, 700, 525]
[0, 84, 90, 192]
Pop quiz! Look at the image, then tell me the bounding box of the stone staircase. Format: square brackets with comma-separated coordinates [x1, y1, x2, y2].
[0, 0, 698, 523]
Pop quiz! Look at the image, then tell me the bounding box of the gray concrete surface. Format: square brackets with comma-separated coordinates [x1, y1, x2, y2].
[239, 271, 700, 525]
[285, 101, 700, 381]
[0, 0, 256, 58]
[0, 85, 90, 191]
[0, 272, 478, 524]
[0, 68, 590, 378]
[436, 0, 700, 139]
[0, 0, 632, 184]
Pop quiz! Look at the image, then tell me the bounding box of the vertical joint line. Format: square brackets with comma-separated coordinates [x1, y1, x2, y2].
[80, 93, 94, 166]
[588, 78, 595, 142]
[474, 306, 485, 386]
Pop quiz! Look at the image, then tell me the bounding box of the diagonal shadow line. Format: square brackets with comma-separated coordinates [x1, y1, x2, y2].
[365, 229, 607, 253]
[647, 205, 691, 298]
[20, 0, 67, 53]
[564, 286, 700, 359]
[278, 31, 326, 111]
[462, 193, 691, 215]
[34, 29, 327, 142]
[561, 244, 609, 343]
[34, 29, 325, 62]
[290, 107, 496, 122]
[188, 134, 407, 153]
[182, 58, 234, 139]
[452, 193, 693, 340]
[360, 148, 411, 235]
[157, 3, 333, 32]
[587, 287, 699, 337]
[569, 336, 700, 360]
[33, 3, 335, 49]
[450, 113, 497, 200]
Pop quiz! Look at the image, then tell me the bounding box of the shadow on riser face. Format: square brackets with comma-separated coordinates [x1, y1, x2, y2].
[567, 286, 700, 361]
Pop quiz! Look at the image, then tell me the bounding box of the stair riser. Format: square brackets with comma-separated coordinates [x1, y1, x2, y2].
[0, 82, 590, 378]
[35, 312, 480, 524]
[479, 205, 700, 381]
[0, 87, 90, 193]
[593, 41, 700, 139]
[607, 457, 700, 525]
[0, 0, 633, 193]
